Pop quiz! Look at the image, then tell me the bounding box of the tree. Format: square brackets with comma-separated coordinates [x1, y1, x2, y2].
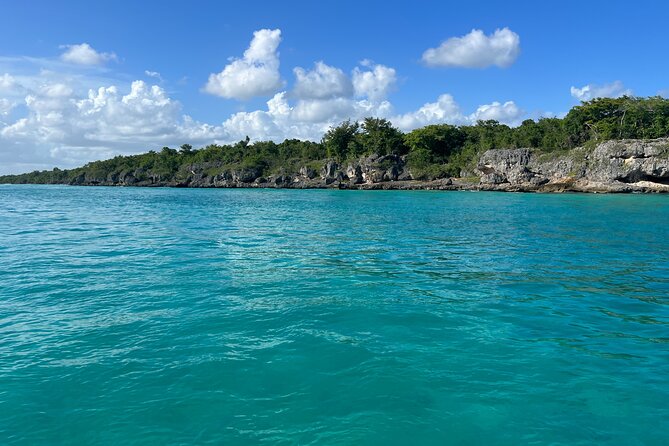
[514, 119, 543, 148]
[160, 146, 177, 156]
[404, 124, 465, 160]
[535, 118, 568, 151]
[322, 120, 361, 160]
[357, 117, 406, 156]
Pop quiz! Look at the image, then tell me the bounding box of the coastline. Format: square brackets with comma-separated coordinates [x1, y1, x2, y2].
[3, 137, 669, 194]
[11, 177, 668, 193]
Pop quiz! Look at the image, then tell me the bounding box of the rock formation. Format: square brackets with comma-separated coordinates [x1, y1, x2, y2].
[476, 138, 669, 193]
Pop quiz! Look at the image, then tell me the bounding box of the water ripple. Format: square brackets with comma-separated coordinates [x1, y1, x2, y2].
[0, 186, 668, 445]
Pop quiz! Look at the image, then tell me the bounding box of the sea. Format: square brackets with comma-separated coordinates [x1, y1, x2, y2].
[1, 185, 668, 445]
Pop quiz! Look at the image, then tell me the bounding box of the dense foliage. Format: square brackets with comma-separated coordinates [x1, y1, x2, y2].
[3, 96, 669, 184]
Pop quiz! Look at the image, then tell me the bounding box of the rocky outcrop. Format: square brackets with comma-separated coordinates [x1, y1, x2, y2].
[344, 154, 409, 184]
[299, 166, 317, 179]
[20, 138, 669, 193]
[476, 138, 669, 193]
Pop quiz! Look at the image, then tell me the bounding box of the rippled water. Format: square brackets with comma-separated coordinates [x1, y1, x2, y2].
[1, 185, 668, 445]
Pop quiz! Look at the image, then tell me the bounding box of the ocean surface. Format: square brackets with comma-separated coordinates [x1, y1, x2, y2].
[1, 185, 668, 445]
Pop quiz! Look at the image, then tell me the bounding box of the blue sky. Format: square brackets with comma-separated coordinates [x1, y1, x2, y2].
[0, 0, 667, 174]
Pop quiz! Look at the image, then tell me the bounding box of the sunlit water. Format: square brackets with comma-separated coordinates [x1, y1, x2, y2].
[1, 185, 668, 445]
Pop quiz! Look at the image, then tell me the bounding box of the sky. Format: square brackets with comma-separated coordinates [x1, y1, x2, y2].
[0, 0, 668, 174]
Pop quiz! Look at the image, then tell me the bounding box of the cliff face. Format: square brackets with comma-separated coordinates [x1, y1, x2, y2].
[6, 138, 669, 193]
[476, 138, 669, 192]
[67, 153, 462, 190]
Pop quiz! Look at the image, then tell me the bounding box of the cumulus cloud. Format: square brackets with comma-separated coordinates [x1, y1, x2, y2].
[0, 43, 529, 174]
[293, 61, 353, 100]
[392, 94, 464, 130]
[0, 73, 17, 90]
[470, 101, 524, 126]
[0, 78, 225, 173]
[392, 96, 524, 130]
[352, 61, 397, 101]
[220, 91, 393, 142]
[0, 98, 14, 117]
[204, 28, 284, 100]
[223, 90, 524, 143]
[422, 28, 520, 68]
[0, 73, 527, 174]
[570, 81, 632, 101]
[214, 59, 395, 138]
[60, 43, 117, 66]
[292, 97, 355, 122]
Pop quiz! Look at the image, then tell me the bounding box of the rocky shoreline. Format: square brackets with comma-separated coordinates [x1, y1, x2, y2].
[10, 138, 669, 193]
[475, 138, 669, 193]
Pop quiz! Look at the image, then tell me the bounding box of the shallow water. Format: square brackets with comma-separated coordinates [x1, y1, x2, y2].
[1, 185, 668, 445]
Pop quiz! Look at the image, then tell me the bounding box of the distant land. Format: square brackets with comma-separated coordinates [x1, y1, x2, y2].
[2, 96, 669, 193]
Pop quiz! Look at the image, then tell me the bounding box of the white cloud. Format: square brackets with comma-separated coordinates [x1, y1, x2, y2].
[144, 70, 162, 81]
[220, 91, 393, 142]
[570, 81, 632, 101]
[0, 43, 531, 175]
[352, 62, 397, 101]
[204, 28, 284, 100]
[293, 61, 352, 100]
[392, 96, 524, 130]
[60, 43, 117, 66]
[223, 91, 524, 142]
[0, 73, 528, 174]
[292, 97, 355, 122]
[470, 101, 524, 126]
[0, 73, 17, 90]
[0, 98, 14, 116]
[422, 28, 520, 68]
[213, 59, 398, 140]
[392, 94, 464, 130]
[41, 83, 73, 98]
[0, 79, 225, 173]
[290, 60, 396, 103]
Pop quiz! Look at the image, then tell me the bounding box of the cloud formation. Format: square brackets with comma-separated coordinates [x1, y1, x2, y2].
[60, 43, 117, 66]
[0, 28, 530, 174]
[144, 70, 162, 81]
[470, 101, 524, 126]
[1, 73, 17, 90]
[352, 61, 397, 101]
[293, 62, 353, 100]
[0, 98, 13, 117]
[0, 75, 225, 173]
[204, 29, 284, 100]
[422, 28, 520, 68]
[0, 68, 525, 173]
[570, 81, 632, 101]
[392, 94, 463, 130]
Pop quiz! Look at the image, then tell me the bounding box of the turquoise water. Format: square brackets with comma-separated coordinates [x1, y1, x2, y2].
[1, 185, 668, 445]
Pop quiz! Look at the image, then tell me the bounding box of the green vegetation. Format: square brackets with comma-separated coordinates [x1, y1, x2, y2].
[3, 96, 669, 185]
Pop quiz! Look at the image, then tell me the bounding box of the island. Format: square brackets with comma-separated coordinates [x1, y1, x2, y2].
[2, 96, 669, 193]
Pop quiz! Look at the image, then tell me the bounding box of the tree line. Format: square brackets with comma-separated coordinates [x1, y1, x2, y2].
[3, 96, 669, 184]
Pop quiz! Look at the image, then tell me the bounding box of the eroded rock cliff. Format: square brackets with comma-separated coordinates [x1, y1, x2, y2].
[476, 138, 669, 192]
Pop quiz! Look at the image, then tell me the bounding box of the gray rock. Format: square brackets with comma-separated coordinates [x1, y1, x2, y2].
[475, 138, 669, 192]
[588, 139, 669, 184]
[232, 167, 262, 183]
[383, 165, 400, 181]
[321, 161, 339, 178]
[273, 175, 291, 187]
[346, 164, 363, 184]
[397, 170, 413, 181]
[299, 166, 317, 179]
